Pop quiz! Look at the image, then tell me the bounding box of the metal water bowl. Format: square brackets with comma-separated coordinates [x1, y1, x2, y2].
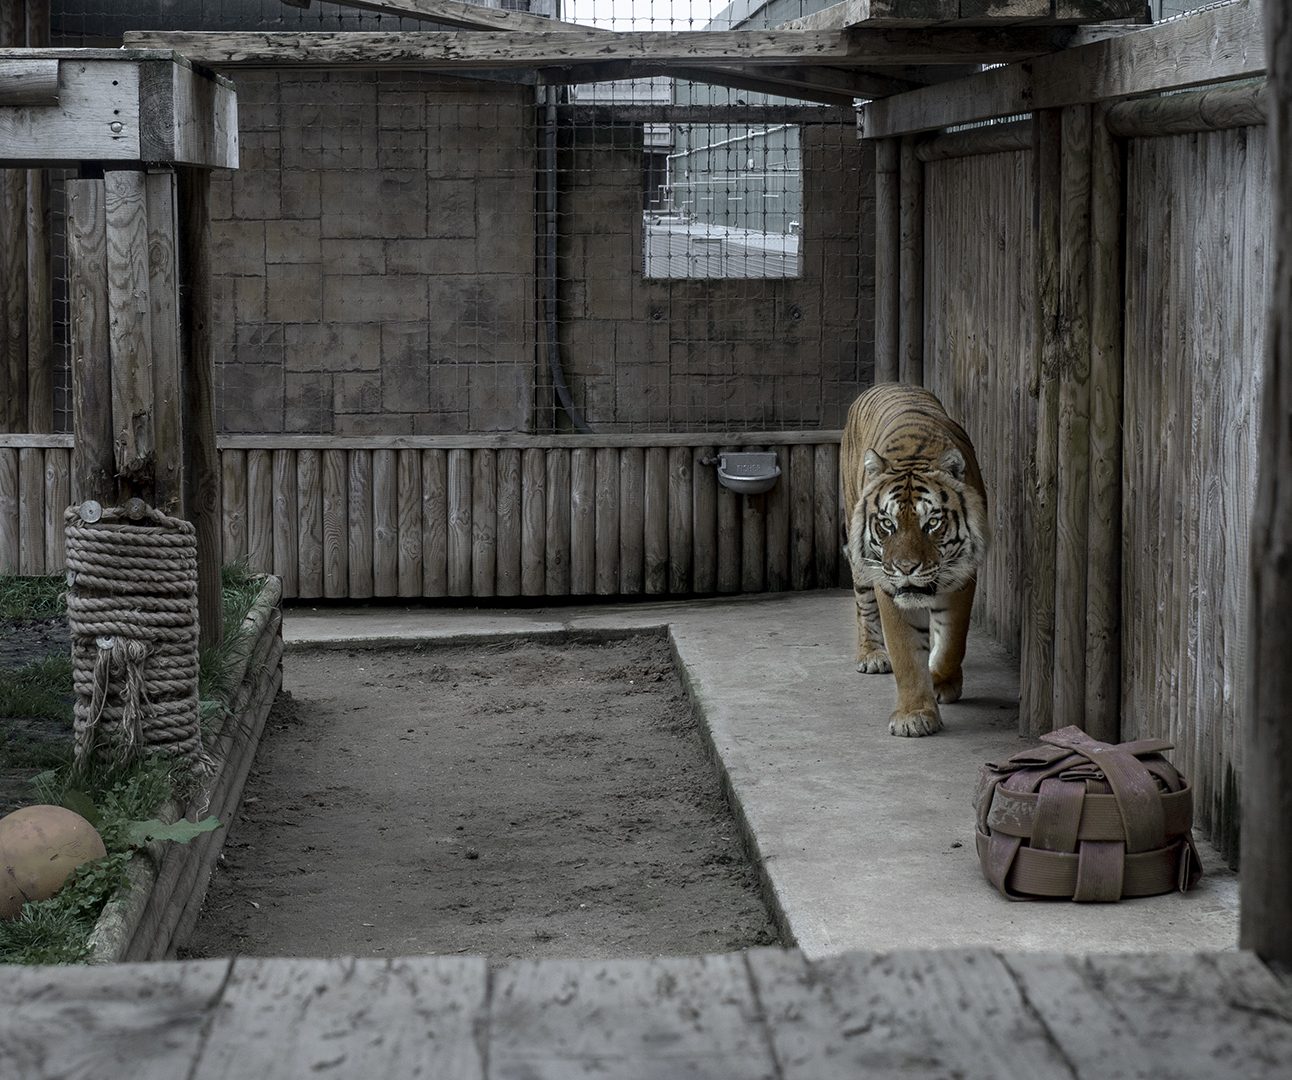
[716, 452, 781, 495]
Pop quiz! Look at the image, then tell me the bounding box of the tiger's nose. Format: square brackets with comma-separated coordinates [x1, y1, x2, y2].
[892, 557, 920, 575]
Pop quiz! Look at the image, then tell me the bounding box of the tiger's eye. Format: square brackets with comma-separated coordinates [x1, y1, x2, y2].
[875, 516, 894, 537]
[924, 515, 943, 534]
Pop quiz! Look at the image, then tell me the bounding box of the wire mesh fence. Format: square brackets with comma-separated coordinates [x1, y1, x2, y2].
[40, 0, 872, 436]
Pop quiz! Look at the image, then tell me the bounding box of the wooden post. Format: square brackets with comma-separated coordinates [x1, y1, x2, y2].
[1083, 106, 1124, 745]
[146, 170, 184, 516]
[178, 167, 222, 648]
[26, 168, 51, 433]
[1020, 110, 1063, 739]
[1052, 105, 1094, 733]
[67, 180, 115, 507]
[898, 135, 924, 386]
[1242, 0, 1292, 968]
[874, 138, 901, 384]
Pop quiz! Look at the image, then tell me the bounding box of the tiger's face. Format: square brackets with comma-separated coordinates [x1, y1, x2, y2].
[847, 447, 988, 610]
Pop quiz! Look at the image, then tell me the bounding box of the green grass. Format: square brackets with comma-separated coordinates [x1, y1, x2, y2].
[0, 575, 65, 620]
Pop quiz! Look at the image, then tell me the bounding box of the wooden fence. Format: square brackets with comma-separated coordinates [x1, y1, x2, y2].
[904, 84, 1269, 862]
[0, 433, 845, 601]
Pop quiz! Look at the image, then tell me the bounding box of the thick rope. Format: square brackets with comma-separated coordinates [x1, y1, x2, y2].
[66, 502, 207, 770]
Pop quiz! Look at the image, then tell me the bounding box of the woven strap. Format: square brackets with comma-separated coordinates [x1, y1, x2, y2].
[977, 830, 1201, 900]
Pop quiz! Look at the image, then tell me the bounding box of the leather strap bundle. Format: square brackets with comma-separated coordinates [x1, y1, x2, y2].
[974, 725, 1203, 901]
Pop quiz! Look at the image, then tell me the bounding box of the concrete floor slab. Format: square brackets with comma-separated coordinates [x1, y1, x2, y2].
[285, 592, 1239, 959]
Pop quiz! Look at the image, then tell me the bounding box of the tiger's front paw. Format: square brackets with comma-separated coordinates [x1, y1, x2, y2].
[856, 648, 892, 674]
[933, 671, 963, 704]
[889, 706, 943, 737]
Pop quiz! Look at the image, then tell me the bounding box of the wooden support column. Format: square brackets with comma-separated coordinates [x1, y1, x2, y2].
[146, 170, 185, 516]
[898, 134, 924, 386]
[178, 167, 223, 649]
[1020, 109, 1062, 739]
[67, 180, 114, 507]
[1242, 0, 1292, 969]
[1083, 106, 1124, 744]
[0, 3, 25, 434]
[24, 0, 52, 433]
[874, 138, 901, 384]
[1052, 104, 1094, 733]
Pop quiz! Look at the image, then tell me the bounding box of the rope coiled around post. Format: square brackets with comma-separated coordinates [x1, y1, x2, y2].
[65, 501, 206, 769]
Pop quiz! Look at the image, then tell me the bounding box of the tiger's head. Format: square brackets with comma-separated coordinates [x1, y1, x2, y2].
[847, 447, 989, 610]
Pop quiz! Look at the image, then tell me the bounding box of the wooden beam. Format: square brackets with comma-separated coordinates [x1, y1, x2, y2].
[562, 104, 855, 125]
[693, 62, 919, 100]
[1241, 0, 1292, 971]
[858, 0, 1266, 137]
[0, 58, 58, 105]
[913, 118, 1031, 160]
[897, 134, 923, 385]
[122, 28, 1082, 70]
[1104, 82, 1267, 137]
[780, 0, 1149, 31]
[534, 61, 864, 106]
[146, 170, 184, 516]
[874, 138, 900, 383]
[291, 0, 597, 32]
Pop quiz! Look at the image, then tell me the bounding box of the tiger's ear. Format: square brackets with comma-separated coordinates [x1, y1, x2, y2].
[863, 450, 887, 479]
[939, 447, 966, 480]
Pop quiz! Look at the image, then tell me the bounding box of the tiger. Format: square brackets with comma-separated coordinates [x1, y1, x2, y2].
[841, 383, 989, 737]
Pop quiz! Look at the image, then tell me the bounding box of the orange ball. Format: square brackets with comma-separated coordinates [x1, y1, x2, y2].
[0, 804, 107, 919]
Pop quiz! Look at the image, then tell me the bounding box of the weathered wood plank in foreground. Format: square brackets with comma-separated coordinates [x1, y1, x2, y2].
[1, 950, 1288, 1079]
[123, 28, 1077, 69]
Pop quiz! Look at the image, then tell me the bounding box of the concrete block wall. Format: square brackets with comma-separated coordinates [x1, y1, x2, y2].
[211, 71, 537, 436]
[558, 123, 874, 433]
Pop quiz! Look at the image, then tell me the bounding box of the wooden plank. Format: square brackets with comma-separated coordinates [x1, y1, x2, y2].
[915, 119, 1032, 162]
[570, 447, 595, 595]
[741, 489, 767, 595]
[271, 450, 299, 599]
[17, 446, 43, 574]
[372, 447, 398, 597]
[104, 169, 154, 491]
[1002, 952, 1292, 1076]
[0, 448, 18, 572]
[140, 59, 239, 170]
[347, 449, 374, 599]
[874, 139, 901, 383]
[42, 448, 69, 572]
[67, 178, 115, 506]
[0, 166, 25, 432]
[751, 949, 1089, 1078]
[1106, 83, 1267, 138]
[898, 135, 924, 386]
[0, 433, 73, 448]
[220, 448, 246, 565]
[26, 165, 52, 433]
[320, 449, 348, 598]
[618, 447, 644, 595]
[1051, 104, 1092, 732]
[244, 448, 273, 575]
[396, 448, 423, 598]
[1020, 109, 1061, 739]
[495, 447, 521, 597]
[1083, 105, 1122, 744]
[594, 446, 619, 596]
[0, 960, 231, 1080]
[564, 104, 855, 126]
[447, 448, 472, 597]
[789, 445, 815, 590]
[216, 431, 844, 451]
[814, 444, 840, 588]
[0, 58, 59, 105]
[145, 169, 183, 515]
[766, 446, 792, 592]
[691, 446, 718, 595]
[314, 0, 596, 32]
[0, 60, 142, 165]
[192, 957, 487, 1080]
[471, 448, 497, 597]
[717, 447, 741, 596]
[295, 448, 323, 599]
[1244, 0, 1292, 965]
[126, 28, 1080, 70]
[858, 0, 1267, 137]
[643, 446, 668, 595]
[488, 955, 775, 1079]
[422, 448, 448, 597]
[544, 447, 570, 596]
[668, 446, 692, 594]
[177, 166, 221, 647]
[521, 447, 546, 596]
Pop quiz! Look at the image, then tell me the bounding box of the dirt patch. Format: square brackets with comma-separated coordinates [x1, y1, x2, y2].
[183, 634, 778, 961]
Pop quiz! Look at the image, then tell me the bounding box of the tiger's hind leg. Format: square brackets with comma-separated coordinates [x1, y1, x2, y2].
[854, 583, 892, 674]
[929, 579, 975, 704]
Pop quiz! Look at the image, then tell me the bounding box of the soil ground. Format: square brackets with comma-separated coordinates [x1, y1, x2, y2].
[183, 634, 779, 961]
[0, 617, 71, 815]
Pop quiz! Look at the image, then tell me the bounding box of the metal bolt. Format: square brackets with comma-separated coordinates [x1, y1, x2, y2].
[108, 121, 124, 135]
[79, 499, 102, 523]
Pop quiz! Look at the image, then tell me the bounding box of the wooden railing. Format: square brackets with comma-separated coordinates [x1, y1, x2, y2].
[0, 432, 846, 601]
